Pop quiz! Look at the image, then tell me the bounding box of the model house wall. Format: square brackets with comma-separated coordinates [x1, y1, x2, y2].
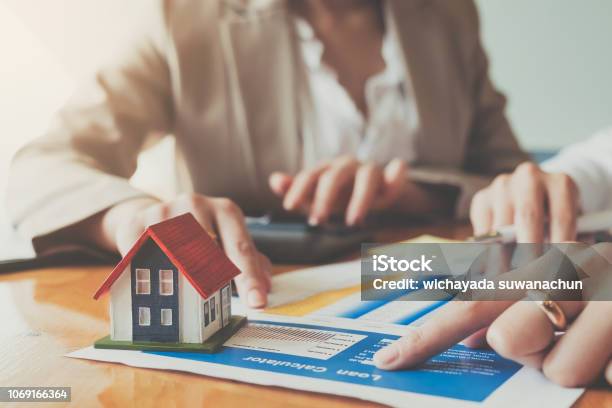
[109, 262, 230, 343]
[109, 263, 132, 341]
[178, 272, 202, 343]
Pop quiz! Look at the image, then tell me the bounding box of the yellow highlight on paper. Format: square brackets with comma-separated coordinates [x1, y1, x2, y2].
[265, 285, 361, 317]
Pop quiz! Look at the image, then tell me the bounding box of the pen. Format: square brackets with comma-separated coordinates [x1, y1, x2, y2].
[470, 209, 612, 243]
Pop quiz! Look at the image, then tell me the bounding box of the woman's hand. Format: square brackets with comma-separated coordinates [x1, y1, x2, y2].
[470, 162, 579, 242]
[373, 242, 612, 387]
[97, 194, 271, 308]
[269, 156, 407, 226]
[374, 298, 612, 387]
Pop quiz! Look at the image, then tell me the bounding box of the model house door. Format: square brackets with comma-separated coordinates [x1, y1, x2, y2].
[131, 239, 179, 342]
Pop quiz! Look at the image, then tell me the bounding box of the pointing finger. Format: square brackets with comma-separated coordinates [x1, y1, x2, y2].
[345, 163, 382, 226]
[212, 198, 268, 308]
[377, 158, 406, 208]
[311, 158, 358, 224]
[374, 301, 512, 370]
[511, 163, 545, 243]
[546, 173, 578, 242]
[269, 172, 293, 197]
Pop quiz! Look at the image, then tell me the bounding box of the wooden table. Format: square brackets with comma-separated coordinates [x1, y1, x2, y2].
[1, 223, 609, 407]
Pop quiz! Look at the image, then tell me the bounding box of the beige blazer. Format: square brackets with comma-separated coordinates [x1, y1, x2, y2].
[7, 0, 528, 241]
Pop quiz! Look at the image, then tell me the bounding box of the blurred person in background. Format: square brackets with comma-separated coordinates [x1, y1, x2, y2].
[6, 0, 527, 307]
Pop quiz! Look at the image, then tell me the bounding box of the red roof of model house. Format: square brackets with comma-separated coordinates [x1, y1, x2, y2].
[93, 213, 241, 300]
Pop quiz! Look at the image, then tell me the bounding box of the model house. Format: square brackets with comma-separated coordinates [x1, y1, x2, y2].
[93, 213, 245, 352]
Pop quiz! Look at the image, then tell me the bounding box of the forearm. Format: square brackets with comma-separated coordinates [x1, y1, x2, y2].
[32, 197, 160, 254]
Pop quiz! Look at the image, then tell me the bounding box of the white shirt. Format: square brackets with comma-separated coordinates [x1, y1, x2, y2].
[295, 9, 419, 167]
[542, 127, 612, 213]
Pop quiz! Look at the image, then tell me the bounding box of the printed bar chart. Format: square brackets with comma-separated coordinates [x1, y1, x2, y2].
[224, 322, 366, 360]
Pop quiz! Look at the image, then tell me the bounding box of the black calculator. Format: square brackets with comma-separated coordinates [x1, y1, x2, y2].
[246, 213, 372, 264]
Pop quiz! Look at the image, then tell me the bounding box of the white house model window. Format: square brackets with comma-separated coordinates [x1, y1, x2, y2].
[210, 296, 216, 322]
[135, 269, 151, 294]
[138, 307, 151, 326]
[160, 308, 172, 326]
[221, 285, 231, 326]
[159, 270, 174, 295]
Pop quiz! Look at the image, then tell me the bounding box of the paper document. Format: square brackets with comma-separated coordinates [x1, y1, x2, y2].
[69, 314, 582, 407]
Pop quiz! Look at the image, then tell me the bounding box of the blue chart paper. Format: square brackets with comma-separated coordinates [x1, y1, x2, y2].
[149, 320, 521, 402]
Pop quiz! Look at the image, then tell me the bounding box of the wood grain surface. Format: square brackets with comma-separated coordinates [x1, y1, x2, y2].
[0, 222, 609, 407]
